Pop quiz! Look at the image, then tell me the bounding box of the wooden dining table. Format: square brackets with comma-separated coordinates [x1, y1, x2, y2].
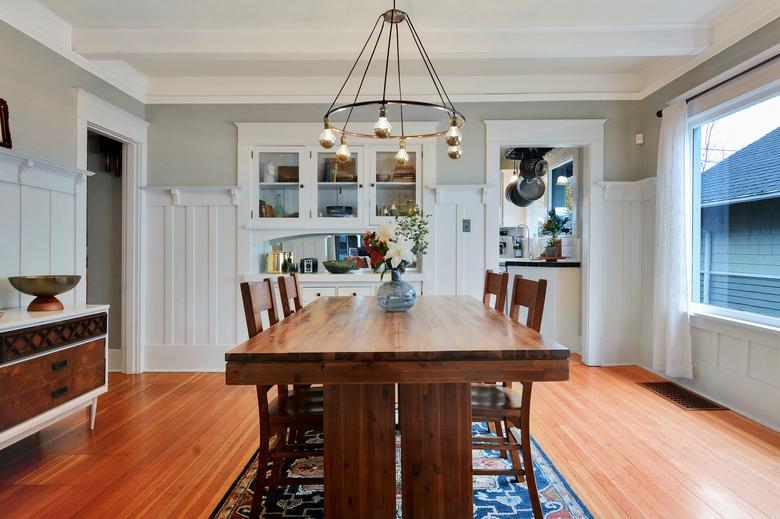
[225, 295, 569, 518]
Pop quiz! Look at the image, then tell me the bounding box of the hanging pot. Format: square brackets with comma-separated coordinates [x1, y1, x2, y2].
[519, 157, 549, 179]
[505, 177, 533, 207]
[515, 176, 546, 203]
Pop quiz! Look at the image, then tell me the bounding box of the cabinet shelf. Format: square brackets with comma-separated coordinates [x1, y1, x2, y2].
[259, 182, 299, 188]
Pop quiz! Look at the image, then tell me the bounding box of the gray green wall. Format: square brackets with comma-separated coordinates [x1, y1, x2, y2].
[639, 18, 780, 179]
[147, 100, 642, 186]
[0, 21, 145, 167]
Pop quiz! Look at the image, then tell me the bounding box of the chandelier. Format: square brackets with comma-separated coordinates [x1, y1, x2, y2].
[318, 1, 465, 164]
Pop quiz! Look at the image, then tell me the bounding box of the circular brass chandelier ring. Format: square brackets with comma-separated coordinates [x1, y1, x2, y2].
[324, 99, 465, 141]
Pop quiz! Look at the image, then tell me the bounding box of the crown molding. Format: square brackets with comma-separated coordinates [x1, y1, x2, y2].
[0, 0, 147, 102]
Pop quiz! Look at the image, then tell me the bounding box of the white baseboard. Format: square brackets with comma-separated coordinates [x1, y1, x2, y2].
[108, 349, 123, 372]
[144, 343, 230, 372]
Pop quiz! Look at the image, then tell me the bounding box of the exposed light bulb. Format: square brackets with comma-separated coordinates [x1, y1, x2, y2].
[335, 135, 351, 162]
[319, 120, 336, 149]
[373, 105, 392, 138]
[444, 115, 462, 146]
[394, 139, 410, 166]
[447, 145, 462, 160]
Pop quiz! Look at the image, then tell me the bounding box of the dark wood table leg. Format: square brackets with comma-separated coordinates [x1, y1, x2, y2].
[398, 383, 473, 519]
[324, 383, 396, 519]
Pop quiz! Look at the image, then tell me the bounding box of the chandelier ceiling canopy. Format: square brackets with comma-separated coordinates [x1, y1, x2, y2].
[319, 1, 465, 164]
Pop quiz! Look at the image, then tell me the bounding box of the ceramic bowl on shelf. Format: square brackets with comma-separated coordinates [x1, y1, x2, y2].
[8, 275, 82, 311]
[322, 260, 356, 274]
[376, 173, 391, 182]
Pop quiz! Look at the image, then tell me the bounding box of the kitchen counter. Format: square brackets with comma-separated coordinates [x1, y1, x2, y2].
[503, 262, 581, 352]
[244, 270, 426, 283]
[500, 259, 580, 268]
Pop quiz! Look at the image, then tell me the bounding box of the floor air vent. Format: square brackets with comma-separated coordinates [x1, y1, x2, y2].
[638, 382, 728, 411]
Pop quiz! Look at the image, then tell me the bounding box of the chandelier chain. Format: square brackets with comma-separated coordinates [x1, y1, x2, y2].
[327, 14, 383, 114]
[381, 9, 394, 104]
[395, 15, 405, 137]
[404, 15, 447, 112]
[343, 18, 387, 132]
[407, 15, 456, 113]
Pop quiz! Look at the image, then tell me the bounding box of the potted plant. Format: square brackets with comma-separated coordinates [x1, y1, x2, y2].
[363, 206, 429, 312]
[540, 210, 571, 258]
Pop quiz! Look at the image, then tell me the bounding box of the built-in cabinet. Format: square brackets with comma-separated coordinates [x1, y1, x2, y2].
[242, 123, 433, 230]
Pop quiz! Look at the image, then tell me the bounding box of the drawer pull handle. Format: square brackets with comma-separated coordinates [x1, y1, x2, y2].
[52, 359, 68, 370]
[51, 386, 69, 398]
[352, 292, 357, 296]
[316, 292, 321, 297]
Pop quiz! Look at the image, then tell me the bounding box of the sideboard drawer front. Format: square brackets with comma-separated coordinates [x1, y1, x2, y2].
[0, 338, 105, 430]
[0, 313, 107, 363]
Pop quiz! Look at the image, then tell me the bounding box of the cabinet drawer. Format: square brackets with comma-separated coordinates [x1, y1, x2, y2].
[0, 338, 105, 430]
[0, 312, 107, 363]
[337, 286, 373, 297]
[300, 287, 337, 305]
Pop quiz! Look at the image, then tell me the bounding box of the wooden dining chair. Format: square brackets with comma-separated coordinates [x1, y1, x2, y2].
[471, 275, 547, 519]
[239, 279, 324, 519]
[277, 272, 304, 318]
[482, 269, 509, 311]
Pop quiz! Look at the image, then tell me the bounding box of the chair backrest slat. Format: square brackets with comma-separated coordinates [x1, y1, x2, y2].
[240, 279, 280, 338]
[482, 269, 509, 312]
[508, 276, 547, 332]
[278, 273, 303, 318]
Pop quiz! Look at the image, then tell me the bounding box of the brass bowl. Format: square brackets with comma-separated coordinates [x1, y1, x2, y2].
[8, 275, 82, 311]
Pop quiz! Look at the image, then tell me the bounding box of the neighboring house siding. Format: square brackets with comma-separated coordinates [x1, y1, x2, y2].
[699, 198, 780, 317]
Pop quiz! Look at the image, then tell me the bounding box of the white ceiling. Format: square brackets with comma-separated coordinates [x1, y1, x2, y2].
[5, 0, 779, 103]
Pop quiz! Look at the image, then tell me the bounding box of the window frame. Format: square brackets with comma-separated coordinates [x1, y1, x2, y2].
[688, 83, 780, 330]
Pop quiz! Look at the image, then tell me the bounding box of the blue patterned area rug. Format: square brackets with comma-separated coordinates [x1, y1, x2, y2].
[211, 424, 592, 518]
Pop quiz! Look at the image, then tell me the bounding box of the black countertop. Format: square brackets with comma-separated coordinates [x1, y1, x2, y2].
[501, 259, 581, 268]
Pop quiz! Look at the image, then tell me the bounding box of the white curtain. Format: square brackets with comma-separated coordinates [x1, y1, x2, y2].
[652, 101, 693, 378]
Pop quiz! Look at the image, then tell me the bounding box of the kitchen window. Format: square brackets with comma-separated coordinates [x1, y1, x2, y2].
[690, 93, 780, 325]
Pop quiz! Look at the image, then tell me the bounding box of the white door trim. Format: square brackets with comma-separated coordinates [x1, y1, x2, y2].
[75, 89, 149, 374]
[484, 119, 606, 366]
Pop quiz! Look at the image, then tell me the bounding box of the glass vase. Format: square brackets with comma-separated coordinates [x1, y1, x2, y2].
[377, 269, 416, 312]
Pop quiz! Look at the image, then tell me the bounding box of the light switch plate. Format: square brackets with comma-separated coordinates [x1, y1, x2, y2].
[462, 219, 471, 232]
[635, 133, 644, 145]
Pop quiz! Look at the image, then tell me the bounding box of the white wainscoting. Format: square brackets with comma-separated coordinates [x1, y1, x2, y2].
[0, 148, 90, 310]
[142, 187, 239, 371]
[636, 178, 780, 431]
[592, 178, 656, 365]
[429, 185, 490, 300]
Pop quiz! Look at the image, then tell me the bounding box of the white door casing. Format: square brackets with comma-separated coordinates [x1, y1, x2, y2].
[484, 119, 605, 365]
[75, 89, 149, 374]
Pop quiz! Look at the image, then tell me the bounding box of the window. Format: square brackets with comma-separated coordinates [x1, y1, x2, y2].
[549, 160, 575, 235]
[691, 94, 780, 323]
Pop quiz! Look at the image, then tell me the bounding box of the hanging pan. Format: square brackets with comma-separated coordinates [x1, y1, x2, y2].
[519, 156, 549, 179]
[515, 176, 546, 203]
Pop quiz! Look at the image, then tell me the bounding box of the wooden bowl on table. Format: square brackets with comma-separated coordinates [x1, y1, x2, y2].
[8, 275, 82, 311]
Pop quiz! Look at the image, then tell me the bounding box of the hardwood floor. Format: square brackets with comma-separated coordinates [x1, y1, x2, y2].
[1, 357, 779, 518]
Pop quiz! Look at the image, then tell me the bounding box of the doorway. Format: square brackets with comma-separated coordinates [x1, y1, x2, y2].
[86, 131, 123, 362]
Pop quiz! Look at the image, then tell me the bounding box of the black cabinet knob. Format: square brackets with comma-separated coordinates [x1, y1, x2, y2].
[51, 386, 69, 398]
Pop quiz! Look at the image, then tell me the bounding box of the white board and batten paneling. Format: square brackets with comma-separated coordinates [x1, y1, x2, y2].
[0, 147, 90, 310]
[142, 187, 239, 371]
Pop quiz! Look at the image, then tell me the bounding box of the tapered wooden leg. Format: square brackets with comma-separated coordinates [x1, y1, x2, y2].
[399, 383, 473, 519]
[324, 384, 396, 519]
[89, 398, 98, 430]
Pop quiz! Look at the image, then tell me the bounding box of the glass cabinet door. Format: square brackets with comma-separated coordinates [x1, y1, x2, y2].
[370, 144, 421, 224]
[253, 147, 305, 222]
[313, 147, 363, 222]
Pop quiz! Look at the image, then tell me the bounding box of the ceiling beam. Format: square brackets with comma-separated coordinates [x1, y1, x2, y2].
[144, 73, 641, 104]
[72, 24, 711, 61]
